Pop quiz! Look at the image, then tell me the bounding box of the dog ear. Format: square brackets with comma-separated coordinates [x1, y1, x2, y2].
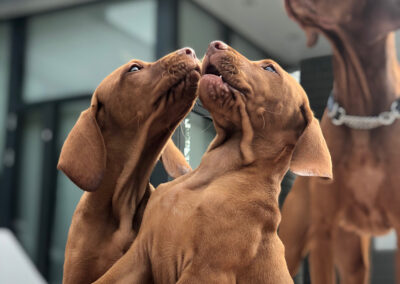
[290, 107, 332, 179]
[284, 0, 320, 47]
[160, 138, 192, 179]
[57, 95, 107, 191]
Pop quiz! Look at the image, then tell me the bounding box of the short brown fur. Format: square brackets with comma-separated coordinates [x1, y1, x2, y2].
[58, 48, 200, 283]
[93, 42, 331, 284]
[279, 0, 400, 283]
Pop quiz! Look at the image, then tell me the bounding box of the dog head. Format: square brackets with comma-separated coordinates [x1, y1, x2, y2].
[58, 48, 200, 191]
[284, 0, 400, 46]
[200, 41, 332, 178]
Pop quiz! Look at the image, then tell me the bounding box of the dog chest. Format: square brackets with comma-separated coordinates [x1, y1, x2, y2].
[338, 160, 391, 234]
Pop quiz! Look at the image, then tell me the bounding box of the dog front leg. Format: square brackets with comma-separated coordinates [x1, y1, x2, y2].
[308, 224, 336, 284]
[279, 176, 311, 277]
[308, 188, 339, 283]
[396, 230, 400, 284]
[92, 240, 153, 284]
[333, 226, 370, 284]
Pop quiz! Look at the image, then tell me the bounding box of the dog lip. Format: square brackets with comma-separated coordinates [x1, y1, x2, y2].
[204, 63, 230, 85]
[201, 73, 223, 84]
[193, 65, 201, 74]
[200, 74, 242, 99]
[202, 65, 245, 96]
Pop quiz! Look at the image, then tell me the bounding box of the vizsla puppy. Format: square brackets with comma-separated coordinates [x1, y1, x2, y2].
[93, 41, 332, 284]
[58, 48, 200, 283]
[279, 0, 400, 283]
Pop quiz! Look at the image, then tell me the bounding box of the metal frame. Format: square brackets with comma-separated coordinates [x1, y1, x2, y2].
[0, 0, 293, 281]
[35, 104, 59, 275]
[1, 18, 26, 228]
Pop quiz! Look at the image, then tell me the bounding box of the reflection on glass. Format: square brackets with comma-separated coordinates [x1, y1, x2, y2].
[374, 230, 397, 251]
[14, 111, 43, 263]
[0, 24, 10, 172]
[182, 112, 215, 169]
[23, 0, 157, 102]
[371, 229, 396, 283]
[48, 101, 89, 284]
[231, 33, 265, 60]
[179, 1, 223, 58]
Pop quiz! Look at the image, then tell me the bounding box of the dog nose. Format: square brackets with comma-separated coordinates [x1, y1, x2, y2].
[178, 47, 196, 59]
[209, 40, 228, 52]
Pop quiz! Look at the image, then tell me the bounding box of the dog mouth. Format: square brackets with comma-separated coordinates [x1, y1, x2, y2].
[204, 64, 225, 82]
[193, 65, 201, 74]
[201, 63, 247, 105]
[203, 63, 245, 96]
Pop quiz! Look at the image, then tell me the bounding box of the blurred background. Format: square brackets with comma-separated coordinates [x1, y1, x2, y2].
[0, 0, 397, 283]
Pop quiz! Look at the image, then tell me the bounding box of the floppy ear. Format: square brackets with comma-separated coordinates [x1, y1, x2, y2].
[57, 96, 106, 191]
[284, 0, 320, 47]
[290, 110, 332, 179]
[160, 138, 192, 179]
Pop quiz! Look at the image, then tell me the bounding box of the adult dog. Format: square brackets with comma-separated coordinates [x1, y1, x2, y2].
[93, 41, 331, 284]
[58, 48, 200, 283]
[279, 0, 400, 283]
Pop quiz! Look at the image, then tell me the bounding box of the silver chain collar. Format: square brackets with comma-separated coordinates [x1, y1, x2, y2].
[327, 93, 400, 130]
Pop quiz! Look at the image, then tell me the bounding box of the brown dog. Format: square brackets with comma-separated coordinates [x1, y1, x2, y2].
[92, 41, 331, 284]
[279, 0, 400, 283]
[58, 48, 200, 283]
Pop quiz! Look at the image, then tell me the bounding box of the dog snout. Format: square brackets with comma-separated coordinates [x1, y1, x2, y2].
[208, 41, 228, 54]
[178, 47, 197, 59]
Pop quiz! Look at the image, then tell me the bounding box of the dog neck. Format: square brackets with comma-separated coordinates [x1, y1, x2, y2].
[330, 31, 400, 115]
[183, 132, 288, 196]
[91, 114, 172, 228]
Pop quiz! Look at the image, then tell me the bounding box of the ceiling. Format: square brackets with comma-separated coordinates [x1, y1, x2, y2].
[2, 0, 400, 69]
[194, 0, 400, 68]
[0, 0, 97, 19]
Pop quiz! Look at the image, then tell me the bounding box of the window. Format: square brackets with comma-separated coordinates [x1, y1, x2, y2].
[181, 112, 215, 169]
[48, 101, 89, 284]
[23, 0, 157, 102]
[13, 1, 158, 279]
[179, 1, 224, 58]
[0, 24, 10, 173]
[14, 111, 44, 262]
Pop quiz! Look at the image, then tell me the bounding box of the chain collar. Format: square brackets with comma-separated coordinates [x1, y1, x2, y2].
[327, 92, 400, 129]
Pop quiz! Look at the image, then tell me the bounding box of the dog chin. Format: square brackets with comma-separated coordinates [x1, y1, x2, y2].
[199, 74, 236, 111]
[176, 70, 201, 99]
[188, 68, 201, 82]
[185, 69, 201, 93]
[168, 67, 200, 95]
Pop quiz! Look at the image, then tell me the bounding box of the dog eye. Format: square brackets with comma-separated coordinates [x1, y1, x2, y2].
[129, 65, 142, 72]
[263, 65, 277, 73]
